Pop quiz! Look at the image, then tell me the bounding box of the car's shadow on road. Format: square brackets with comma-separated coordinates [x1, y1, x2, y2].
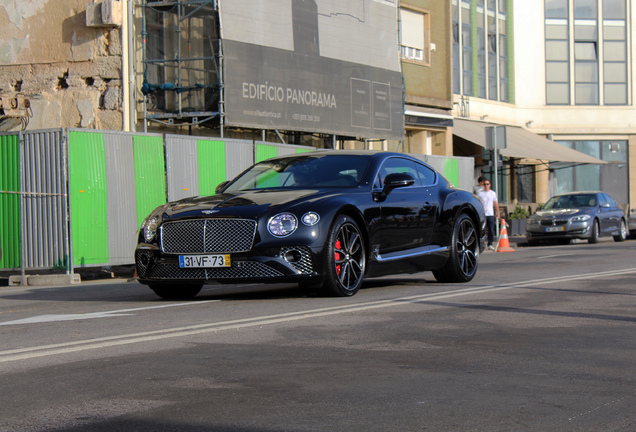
[0, 274, 443, 303]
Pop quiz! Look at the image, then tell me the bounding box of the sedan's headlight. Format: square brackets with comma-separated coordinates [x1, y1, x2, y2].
[143, 216, 160, 242]
[268, 213, 298, 237]
[527, 218, 540, 225]
[572, 215, 591, 222]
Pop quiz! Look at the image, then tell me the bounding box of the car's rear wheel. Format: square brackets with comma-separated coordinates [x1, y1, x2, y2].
[614, 219, 627, 242]
[588, 219, 600, 244]
[323, 215, 365, 297]
[433, 213, 479, 283]
[149, 283, 203, 300]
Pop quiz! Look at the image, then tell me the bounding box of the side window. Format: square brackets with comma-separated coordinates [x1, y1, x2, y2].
[599, 194, 608, 207]
[414, 162, 436, 186]
[375, 158, 420, 188]
[603, 194, 617, 207]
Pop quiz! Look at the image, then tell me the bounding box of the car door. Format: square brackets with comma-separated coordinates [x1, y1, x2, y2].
[600, 193, 622, 234]
[372, 157, 436, 256]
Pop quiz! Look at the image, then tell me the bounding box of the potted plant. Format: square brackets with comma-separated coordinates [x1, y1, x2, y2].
[508, 206, 529, 236]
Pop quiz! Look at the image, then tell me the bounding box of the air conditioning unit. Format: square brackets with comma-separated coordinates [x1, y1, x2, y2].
[86, 0, 122, 28]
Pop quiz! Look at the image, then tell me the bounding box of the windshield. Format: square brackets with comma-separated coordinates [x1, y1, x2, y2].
[224, 155, 371, 192]
[544, 194, 597, 209]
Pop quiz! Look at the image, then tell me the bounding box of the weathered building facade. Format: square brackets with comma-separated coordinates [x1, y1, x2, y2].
[0, 0, 125, 131]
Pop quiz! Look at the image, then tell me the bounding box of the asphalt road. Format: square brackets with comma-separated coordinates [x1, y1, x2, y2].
[1, 239, 636, 432]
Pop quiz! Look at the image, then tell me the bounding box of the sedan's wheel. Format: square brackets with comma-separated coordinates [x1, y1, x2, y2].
[614, 219, 627, 242]
[149, 284, 203, 300]
[323, 215, 365, 297]
[588, 219, 600, 244]
[433, 214, 479, 283]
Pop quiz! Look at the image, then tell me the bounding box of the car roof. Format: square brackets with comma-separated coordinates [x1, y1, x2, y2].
[553, 191, 602, 196]
[263, 149, 417, 162]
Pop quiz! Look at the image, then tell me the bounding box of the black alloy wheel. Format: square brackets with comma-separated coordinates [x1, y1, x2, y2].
[323, 215, 366, 296]
[433, 213, 479, 283]
[149, 284, 203, 300]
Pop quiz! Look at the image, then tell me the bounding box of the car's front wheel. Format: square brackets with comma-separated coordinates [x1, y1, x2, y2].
[323, 215, 366, 297]
[433, 213, 479, 283]
[149, 283, 203, 300]
[614, 219, 627, 242]
[588, 219, 600, 244]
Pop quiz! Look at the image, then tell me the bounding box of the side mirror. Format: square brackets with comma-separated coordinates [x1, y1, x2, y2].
[600, 202, 611, 208]
[215, 181, 230, 194]
[373, 172, 415, 202]
[383, 172, 415, 190]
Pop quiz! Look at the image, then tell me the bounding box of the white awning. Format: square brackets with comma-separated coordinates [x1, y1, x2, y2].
[453, 118, 606, 164]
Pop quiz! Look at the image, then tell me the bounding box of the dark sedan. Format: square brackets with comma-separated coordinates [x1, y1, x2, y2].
[135, 150, 486, 299]
[525, 191, 627, 245]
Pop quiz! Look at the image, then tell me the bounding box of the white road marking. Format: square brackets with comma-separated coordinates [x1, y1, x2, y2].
[0, 300, 220, 326]
[537, 254, 577, 259]
[1, 268, 635, 363]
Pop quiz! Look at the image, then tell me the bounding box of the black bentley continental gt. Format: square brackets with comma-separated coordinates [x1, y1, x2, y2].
[135, 150, 486, 299]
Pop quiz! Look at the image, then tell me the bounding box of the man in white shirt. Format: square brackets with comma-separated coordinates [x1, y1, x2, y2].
[477, 180, 500, 250]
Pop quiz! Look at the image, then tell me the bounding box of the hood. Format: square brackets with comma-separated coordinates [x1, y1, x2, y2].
[162, 189, 324, 219]
[533, 208, 591, 218]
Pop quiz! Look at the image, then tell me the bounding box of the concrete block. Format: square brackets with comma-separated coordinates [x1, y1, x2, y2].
[8, 274, 81, 287]
[8, 275, 28, 286]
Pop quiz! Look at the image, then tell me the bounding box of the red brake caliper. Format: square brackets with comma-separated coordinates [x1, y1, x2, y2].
[335, 239, 342, 275]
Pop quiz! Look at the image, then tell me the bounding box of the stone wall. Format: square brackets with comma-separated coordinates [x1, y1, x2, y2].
[0, 0, 123, 130]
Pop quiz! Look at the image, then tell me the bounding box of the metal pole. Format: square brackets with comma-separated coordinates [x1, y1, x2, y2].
[62, 129, 74, 276]
[128, 0, 137, 131]
[18, 131, 27, 285]
[493, 127, 500, 236]
[142, 0, 148, 133]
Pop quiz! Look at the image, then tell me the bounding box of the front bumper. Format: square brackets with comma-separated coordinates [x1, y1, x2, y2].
[135, 243, 324, 285]
[525, 220, 592, 240]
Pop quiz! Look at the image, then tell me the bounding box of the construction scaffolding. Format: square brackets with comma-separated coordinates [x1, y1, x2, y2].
[141, 0, 222, 129]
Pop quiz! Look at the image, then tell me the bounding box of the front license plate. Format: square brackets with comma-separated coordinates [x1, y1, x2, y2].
[179, 254, 231, 268]
[545, 226, 565, 232]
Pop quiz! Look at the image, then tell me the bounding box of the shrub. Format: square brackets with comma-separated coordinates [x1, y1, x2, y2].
[509, 206, 529, 219]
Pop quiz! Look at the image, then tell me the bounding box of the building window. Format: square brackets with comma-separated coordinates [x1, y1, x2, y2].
[545, 0, 629, 106]
[603, 0, 627, 104]
[552, 140, 627, 202]
[400, 7, 431, 65]
[452, 0, 511, 102]
[574, 0, 599, 105]
[545, 0, 570, 104]
[461, 1, 473, 96]
[477, 1, 487, 98]
[453, 1, 461, 93]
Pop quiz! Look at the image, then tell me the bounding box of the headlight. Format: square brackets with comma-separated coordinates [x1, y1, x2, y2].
[527, 218, 540, 225]
[268, 213, 298, 237]
[572, 215, 591, 222]
[143, 216, 160, 242]
[301, 212, 320, 226]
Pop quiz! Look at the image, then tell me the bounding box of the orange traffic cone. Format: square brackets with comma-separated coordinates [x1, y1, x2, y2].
[496, 219, 515, 252]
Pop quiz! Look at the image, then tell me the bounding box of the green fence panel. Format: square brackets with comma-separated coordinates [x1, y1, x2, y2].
[133, 135, 167, 226]
[0, 134, 21, 269]
[198, 139, 226, 196]
[256, 144, 279, 187]
[68, 131, 109, 266]
[256, 144, 278, 162]
[443, 158, 460, 188]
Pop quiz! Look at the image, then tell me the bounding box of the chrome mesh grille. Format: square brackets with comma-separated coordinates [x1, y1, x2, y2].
[161, 218, 257, 254]
[147, 261, 284, 280]
[280, 246, 313, 274]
